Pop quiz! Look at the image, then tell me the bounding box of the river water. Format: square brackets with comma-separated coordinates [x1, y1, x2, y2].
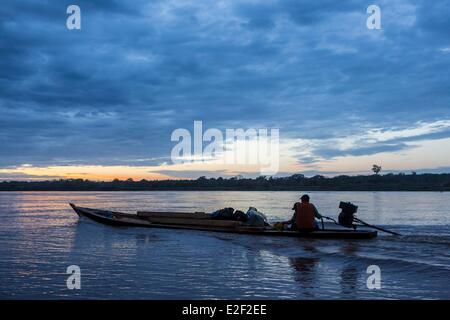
[0, 191, 449, 299]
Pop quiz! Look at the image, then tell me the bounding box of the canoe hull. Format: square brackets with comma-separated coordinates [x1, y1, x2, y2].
[69, 203, 377, 239]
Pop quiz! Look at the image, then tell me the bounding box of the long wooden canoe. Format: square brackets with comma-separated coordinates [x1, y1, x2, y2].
[69, 203, 377, 239]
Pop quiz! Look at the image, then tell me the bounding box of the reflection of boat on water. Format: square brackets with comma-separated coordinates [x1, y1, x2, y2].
[289, 257, 319, 295]
[340, 266, 359, 297]
[290, 257, 318, 273]
[69, 204, 377, 239]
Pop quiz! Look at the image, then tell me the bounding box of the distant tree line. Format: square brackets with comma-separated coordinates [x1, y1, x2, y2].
[1, 173, 450, 191]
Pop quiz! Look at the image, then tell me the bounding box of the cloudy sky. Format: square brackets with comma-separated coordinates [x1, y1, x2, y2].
[0, 0, 449, 180]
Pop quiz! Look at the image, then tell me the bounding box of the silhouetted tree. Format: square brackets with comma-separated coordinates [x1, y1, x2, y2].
[372, 164, 382, 175]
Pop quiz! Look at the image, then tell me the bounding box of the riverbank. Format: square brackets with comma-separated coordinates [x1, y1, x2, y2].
[1, 173, 450, 191]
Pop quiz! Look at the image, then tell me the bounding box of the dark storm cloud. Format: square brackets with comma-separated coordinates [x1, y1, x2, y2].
[310, 127, 450, 160]
[0, 0, 449, 170]
[315, 142, 414, 158]
[0, 172, 62, 180]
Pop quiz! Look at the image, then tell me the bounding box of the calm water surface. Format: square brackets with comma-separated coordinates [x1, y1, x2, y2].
[0, 191, 449, 299]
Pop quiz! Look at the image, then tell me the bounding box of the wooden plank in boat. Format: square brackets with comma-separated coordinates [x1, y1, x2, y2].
[144, 217, 241, 228]
[114, 215, 153, 225]
[137, 211, 210, 219]
[235, 226, 266, 232]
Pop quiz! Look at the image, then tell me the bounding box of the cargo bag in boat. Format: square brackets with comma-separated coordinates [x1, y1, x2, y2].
[246, 207, 268, 227]
[233, 210, 248, 222]
[210, 207, 235, 220]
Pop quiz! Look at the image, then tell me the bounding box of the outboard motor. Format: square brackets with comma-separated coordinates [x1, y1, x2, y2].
[338, 201, 358, 228]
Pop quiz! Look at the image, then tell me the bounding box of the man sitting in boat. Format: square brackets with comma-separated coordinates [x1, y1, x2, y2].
[285, 194, 322, 232]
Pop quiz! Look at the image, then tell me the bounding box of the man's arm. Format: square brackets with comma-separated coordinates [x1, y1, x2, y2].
[313, 205, 322, 219]
[284, 203, 298, 224]
[288, 211, 297, 224]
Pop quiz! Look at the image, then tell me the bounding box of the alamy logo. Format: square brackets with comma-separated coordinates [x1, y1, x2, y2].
[366, 265, 381, 289]
[66, 5, 81, 30]
[366, 5, 381, 30]
[171, 121, 280, 175]
[66, 265, 81, 290]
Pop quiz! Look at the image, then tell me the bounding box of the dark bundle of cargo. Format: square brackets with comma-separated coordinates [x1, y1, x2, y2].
[210, 208, 248, 222]
[210, 207, 269, 227]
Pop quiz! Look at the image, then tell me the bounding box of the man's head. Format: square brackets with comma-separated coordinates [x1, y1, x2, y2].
[300, 194, 310, 203]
